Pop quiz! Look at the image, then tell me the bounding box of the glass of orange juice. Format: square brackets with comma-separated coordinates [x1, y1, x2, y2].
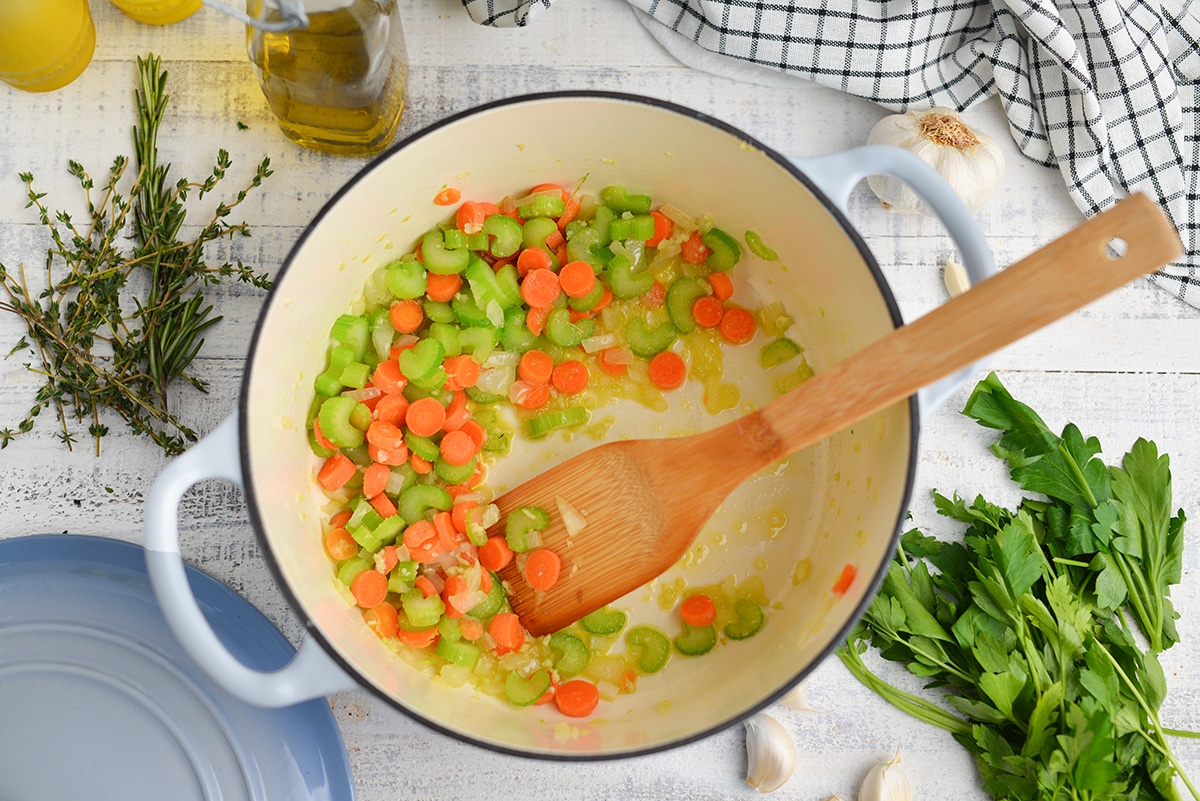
[0, 0, 95, 92]
[110, 0, 205, 25]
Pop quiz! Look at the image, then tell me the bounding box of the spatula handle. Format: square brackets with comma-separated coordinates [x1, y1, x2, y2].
[756, 193, 1181, 462]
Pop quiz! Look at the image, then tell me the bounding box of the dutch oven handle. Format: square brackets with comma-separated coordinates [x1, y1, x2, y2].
[792, 145, 998, 420]
[145, 414, 359, 706]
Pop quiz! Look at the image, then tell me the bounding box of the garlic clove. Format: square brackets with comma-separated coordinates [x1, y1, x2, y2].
[744, 712, 797, 793]
[943, 258, 971, 298]
[858, 751, 912, 801]
[777, 679, 820, 711]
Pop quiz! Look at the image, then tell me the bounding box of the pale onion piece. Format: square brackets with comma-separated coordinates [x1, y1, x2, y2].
[480, 503, 501, 528]
[394, 333, 420, 350]
[943, 258, 971, 298]
[602, 344, 633, 365]
[660, 203, 698, 232]
[454, 491, 484, 505]
[596, 679, 621, 702]
[459, 589, 488, 613]
[341, 386, 382, 403]
[524, 529, 544, 549]
[423, 571, 445, 593]
[580, 333, 618, 353]
[394, 544, 411, 562]
[508, 379, 534, 406]
[859, 752, 911, 801]
[556, 495, 588, 536]
[866, 107, 1005, 215]
[475, 363, 516, 396]
[608, 240, 635, 263]
[485, 299, 505, 328]
[373, 551, 389, 573]
[384, 469, 410, 496]
[485, 350, 521, 368]
[513, 188, 564, 205]
[625, 238, 645, 266]
[745, 713, 797, 793]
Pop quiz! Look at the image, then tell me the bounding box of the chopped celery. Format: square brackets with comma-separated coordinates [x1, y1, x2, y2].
[518, 194, 565, 219]
[600, 186, 652, 215]
[481, 214, 522, 258]
[744, 230, 778, 261]
[466, 257, 511, 312]
[466, 573, 505, 621]
[385, 260, 427, 299]
[521, 216, 558, 249]
[427, 322, 463, 358]
[626, 626, 671, 673]
[458, 326, 497, 363]
[567, 278, 605, 312]
[674, 623, 717, 655]
[528, 406, 589, 439]
[665, 276, 706, 334]
[349, 524, 382, 552]
[505, 505, 549, 553]
[544, 308, 594, 348]
[608, 217, 632, 242]
[451, 293, 491, 328]
[548, 632, 590, 678]
[724, 599, 765, 640]
[398, 483, 452, 523]
[759, 337, 802, 368]
[505, 669, 552, 707]
[501, 306, 538, 353]
[336, 556, 374, 587]
[625, 317, 677, 358]
[317, 396, 365, 448]
[443, 228, 467, 250]
[701, 227, 741, 271]
[373, 515, 405, 546]
[607, 254, 654, 299]
[423, 299, 456, 324]
[421, 230, 470, 275]
[630, 214, 656, 241]
[494, 263, 523, 307]
[338, 361, 371, 389]
[314, 344, 356, 396]
[434, 455, 477, 485]
[581, 606, 627, 635]
[399, 338, 444, 382]
[436, 636, 481, 669]
[349, 402, 372, 431]
[331, 314, 370, 360]
[401, 589, 445, 628]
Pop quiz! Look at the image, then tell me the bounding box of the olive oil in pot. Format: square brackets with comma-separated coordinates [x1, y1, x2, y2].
[246, 0, 408, 156]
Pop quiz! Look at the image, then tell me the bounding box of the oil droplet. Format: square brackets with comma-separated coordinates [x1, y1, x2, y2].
[853, 529, 867, 547]
[792, 558, 811, 585]
[658, 577, 687, 610]
[690, 543, 710, 566]
[753, 556, 769, 572]
[656, 700, 672, 714]
[852, 440, 863, 452]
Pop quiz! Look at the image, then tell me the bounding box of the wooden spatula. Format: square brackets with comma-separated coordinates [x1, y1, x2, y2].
[490, 193, 1181, 637]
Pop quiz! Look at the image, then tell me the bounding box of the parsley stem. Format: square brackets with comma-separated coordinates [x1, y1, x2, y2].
[837, 645, 972, 737]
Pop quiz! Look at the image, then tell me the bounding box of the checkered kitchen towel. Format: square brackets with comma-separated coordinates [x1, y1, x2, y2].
[461, 0, 1200, 307]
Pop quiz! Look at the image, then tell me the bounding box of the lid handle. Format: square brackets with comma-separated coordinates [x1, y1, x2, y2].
[199, 0, 309, 31]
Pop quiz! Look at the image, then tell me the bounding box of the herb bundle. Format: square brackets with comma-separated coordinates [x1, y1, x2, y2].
[0, 54, 272, 456]
[840, 373, 1196, 801]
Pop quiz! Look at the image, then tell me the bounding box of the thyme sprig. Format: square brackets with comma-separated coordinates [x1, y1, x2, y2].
[0, 54, 272, 456]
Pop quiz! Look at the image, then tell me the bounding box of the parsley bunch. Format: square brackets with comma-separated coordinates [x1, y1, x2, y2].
[840, 372, 1196, 801]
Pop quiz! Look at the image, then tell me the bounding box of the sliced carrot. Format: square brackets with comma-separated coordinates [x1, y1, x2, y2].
[526, 305, 551, 337]
[443, 354, 481, 391]
[425, 272, 462, 303]
[364, 602, 399, 639]
[536, 677, 559, 706]
[641, 280, 666, 309]
[458, 615, 484, 641]
[389, 299, 424, 334]
[406, 397, 447, 437]
[403, 520, 440, 563]
[451, 499, 480, 535]
[459, 419, 487, 450]
[514, 381, 550, 410]
[439, 429, 477, 466]
[325, 527, 358, 561]
[559, 260, 596, 299]
[597, 346, 629, 377]
[329, 510, 353, 529]
[378, 544, 401, 574]
[591, 285, 613, 315]
[479, 535, 514, 571]
[455, 200, 498, 235]
[367, 420, 405, 451]
[488, 612, 525, 652]
[395, 626, 439, 648]
[414, 575, 438, 598]
[544, 228, 565, 251]
[350, 569, 388, 608]
[557, 195, 581, 229]
[516, 246, 554, 277]
[648, 351, 687, 390]
[706, 271, 734, 301]
[362, 462, 391, 499]
[372, 359, 408, 395]
[832, 563, 857, 596]
[374, 393, 409, 427]
[680, 593, 717, 627]
[680, 230, 711, 264]
[434, 187, 462, 206]
[312, 418, 337, 451]
[555, 679, 600, 718]
[370, 492, 398, 519]
[442, 574, 469, 618]
[524, 548, 561, 591]
[551, 360, 589, 395]
[529, 182, 566, 195]
[443, 391, 471, 431]
[518, 349, 554, 386]
[479, 565, 493, 593]
[317, 452, 356, 492]
[690, 295, 725, 329]
[718, 306, 756, 345]
[368, 442, 408, 466]
[410, 453, 434, 474]
[520, 268, 561, 308]
[434, 511, 459, 551]
[644, 210, 674, 247]
[619, 667, 638, 694]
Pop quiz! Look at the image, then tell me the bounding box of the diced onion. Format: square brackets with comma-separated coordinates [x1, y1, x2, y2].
[508, 379, 534, 406]
[485, 350, 521, 368]
[513, 188, 564, 205]
[601, 345, 633, 365]
[485, 299, 505, 328]
[660, 203, 698, 231]
[342, 387, 382, 403]
[385, 470, 410, 495]
[423, 571, 445, 593]
[524, 529, 544, 549]
[394, 333, 419, 351]
[475, 364, 515, 396]
[556, 496, 588, 536]
[580, 333, 617, 353]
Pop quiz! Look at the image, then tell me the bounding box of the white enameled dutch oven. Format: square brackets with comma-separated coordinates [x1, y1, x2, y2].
[145, 92, 994, 759]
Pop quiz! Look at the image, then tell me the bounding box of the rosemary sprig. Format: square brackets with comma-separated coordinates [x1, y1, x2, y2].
[0, 54, 273, 456]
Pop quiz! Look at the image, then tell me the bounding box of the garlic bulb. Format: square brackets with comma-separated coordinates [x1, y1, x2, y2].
[866, 107, 1004, 215]
[859, 751, 912, 801]
[744, 713, 796, 793]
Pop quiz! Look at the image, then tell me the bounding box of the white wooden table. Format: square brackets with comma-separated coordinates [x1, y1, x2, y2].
[2, 1, 1199, 799]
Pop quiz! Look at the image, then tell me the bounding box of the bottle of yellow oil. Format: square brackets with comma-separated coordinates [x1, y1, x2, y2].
[245, 0, 408, 157]
[0, 0, 96, 93]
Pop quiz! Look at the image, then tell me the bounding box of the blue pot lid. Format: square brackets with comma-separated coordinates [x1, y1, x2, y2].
[0, 534, 354, 801]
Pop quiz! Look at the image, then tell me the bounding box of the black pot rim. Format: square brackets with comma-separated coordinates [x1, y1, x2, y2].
[237, 89, 918, 762]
